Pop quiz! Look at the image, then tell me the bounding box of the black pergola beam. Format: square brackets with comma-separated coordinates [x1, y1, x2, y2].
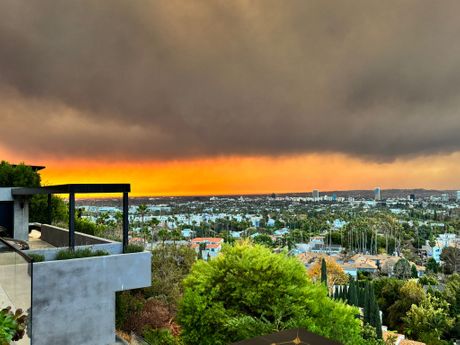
[12, 184, 130, 195]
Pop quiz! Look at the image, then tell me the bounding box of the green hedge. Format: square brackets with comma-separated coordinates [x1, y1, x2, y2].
[28, 254, 45, 262]
[55, 248, 109, 260]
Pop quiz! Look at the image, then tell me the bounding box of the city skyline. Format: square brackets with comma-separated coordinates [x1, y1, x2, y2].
[2, 1, 460, 195]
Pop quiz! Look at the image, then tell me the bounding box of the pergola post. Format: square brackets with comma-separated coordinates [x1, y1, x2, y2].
[69, 192, 75, 250]
[122, 192, 129, 252]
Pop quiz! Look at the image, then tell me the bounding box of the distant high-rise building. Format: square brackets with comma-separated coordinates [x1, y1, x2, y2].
[312, 189, 319, 200]
[441, 193, 449, 202]
[409, 194, 416, 202]
[332, 193, 337, 202]
[457, 191, 460, 201]
[374, 187, 381, 201]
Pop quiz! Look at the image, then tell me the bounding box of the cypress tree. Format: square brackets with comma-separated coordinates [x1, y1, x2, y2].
[411, 264, 418, 278]
[357, 286, 362, 307]
[369, 283, 382, 339]
[375, 306, 382, 339]
[343, 285, 348, 301]
[347, 281, 352, 304]
[348, 280, 358, 306]
[363, 282, 370, 324]
[321, 258, 328, 286]
[368, 283, 376, 327]
[347, 279, 355, 305]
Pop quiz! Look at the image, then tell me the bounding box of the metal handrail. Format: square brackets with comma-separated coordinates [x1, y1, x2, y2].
[0, 236, 33, 263]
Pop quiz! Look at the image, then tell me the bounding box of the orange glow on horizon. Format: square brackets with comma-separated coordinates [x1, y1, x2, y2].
[2, 141, 460, 197]
[24, 152, 460, 197]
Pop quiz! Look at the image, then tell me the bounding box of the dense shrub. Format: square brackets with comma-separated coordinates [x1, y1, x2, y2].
[178, 241, 364, 345]
[0, 161, 68, 225]
[74, 218, 106, 237]
[143, 328, 180, 345]
[29, 195, 68, 225]
[121, 298, 177, 335]
[55, 248, 109, 260]
[124, 244, 145, 253]
[28, 254, 45, 262]
[0, 162, 40, 187]
[142, 244, 196, 309]
[116, 292, 146, 330]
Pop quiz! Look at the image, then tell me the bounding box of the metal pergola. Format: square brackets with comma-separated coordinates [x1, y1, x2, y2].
[12, 184, 131, 252]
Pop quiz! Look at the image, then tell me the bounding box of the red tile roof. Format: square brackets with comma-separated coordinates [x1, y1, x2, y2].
[191, 237, 224, 243]
[206, 243, 221, 249]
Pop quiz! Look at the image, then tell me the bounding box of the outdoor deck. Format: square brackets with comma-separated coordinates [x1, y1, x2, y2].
[28, 230, 54, 249]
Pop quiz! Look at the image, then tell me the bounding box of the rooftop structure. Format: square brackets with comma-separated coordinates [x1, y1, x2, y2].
[0, 182, 151, 345]
[191, 237, 224, 260]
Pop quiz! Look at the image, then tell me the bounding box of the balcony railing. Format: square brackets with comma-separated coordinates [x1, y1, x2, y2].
[0, 237, 32, 345]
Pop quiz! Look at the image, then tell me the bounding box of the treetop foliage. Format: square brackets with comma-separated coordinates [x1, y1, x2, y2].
[0, 161, 40, 187]
[178, 241, 364, 345]
[0, 160, 67, 224]
[309, 256, 349, 289]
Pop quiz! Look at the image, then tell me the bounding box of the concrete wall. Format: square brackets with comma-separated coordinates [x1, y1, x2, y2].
[13, 198, 29, 241]
[0, 188, 14, 201]
[31, 251, 151, 345]
[41, 224, 115, 247]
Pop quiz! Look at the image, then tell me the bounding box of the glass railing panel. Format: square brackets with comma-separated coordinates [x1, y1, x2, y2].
[0, 238, 32, 345]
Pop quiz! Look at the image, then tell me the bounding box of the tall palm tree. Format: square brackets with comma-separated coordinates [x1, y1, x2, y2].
[137, 204, 148, 244]
[150, 218, 160, 249]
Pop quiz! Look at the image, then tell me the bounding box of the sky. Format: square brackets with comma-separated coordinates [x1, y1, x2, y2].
[1, 1, 460, 196]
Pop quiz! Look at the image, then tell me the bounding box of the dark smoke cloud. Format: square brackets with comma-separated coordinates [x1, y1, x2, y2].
[1, 0, 460, 161]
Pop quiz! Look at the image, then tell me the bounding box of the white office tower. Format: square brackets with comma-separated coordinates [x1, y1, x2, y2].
[312, 189, 320, 201]
[457, 191, 460, 201]
[374, 187, 381, 201]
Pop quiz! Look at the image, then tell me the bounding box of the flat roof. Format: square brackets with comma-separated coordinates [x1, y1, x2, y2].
[11, 164, 46, 171]
[11, 184, 130, 195]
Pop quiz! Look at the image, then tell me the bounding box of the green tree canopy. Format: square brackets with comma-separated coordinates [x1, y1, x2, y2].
[393, 258, 412, 279]
[252, 234, 274, 248]
[178, 241, 365, 345]
[0, 161, 40, 187]
[403, 295, 453, 344]
[441, 247, 460, 274]
[443, 274, 460, 340]
[426, 258, 440, 274]
[0, 161, 67, 224]
[386, 280, 425, 333]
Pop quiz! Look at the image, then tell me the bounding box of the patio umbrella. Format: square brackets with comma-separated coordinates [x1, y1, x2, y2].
[231, 328, 342, 345]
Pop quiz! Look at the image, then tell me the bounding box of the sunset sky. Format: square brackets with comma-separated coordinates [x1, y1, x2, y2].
[1, 1, 460, 196]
